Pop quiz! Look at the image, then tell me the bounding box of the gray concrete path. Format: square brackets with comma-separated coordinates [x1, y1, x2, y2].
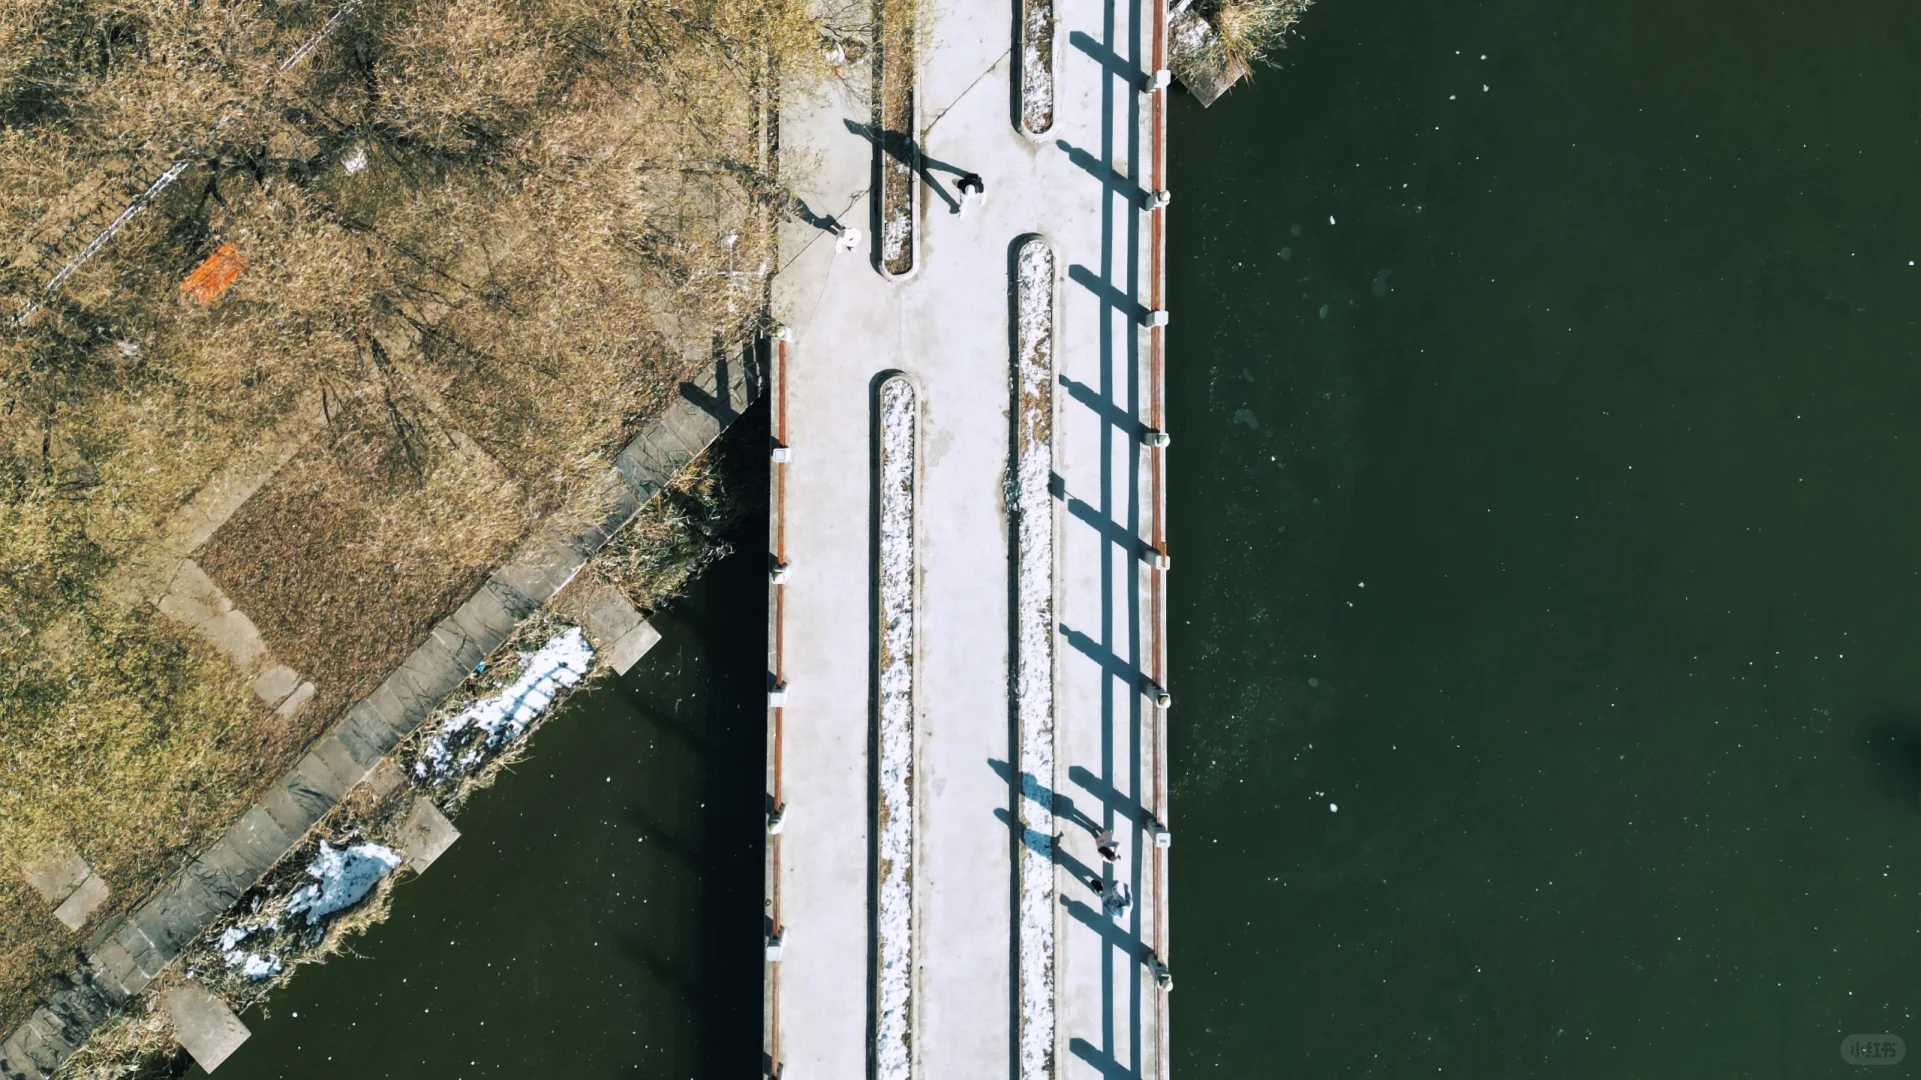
[768, 0, 1170, 1072]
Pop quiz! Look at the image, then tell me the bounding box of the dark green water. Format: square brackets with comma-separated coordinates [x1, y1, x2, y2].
[197, 487, 766, 1079]
[1168, 0, 1921, 1076]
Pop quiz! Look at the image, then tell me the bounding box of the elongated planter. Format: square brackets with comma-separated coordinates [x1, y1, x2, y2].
[1017, 0, 1056, 137]
[872, 372, 922, 1080]
[874, 0, 920, 280]
[1010, 236, 1060, 1080]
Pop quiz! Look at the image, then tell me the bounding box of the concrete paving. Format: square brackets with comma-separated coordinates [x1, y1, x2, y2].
[770, 0, 1168, 1072]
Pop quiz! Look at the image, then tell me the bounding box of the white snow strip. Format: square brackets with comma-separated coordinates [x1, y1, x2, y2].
[217, 919, 287, 979]
[418, 628, 594, 777]
[1013, 238, 1058, 1080]
[1021, 0, 1055, 134]
[285, 841, 401, 925]
[875, 376, 919, 1080]
[881, 209, 912, 273]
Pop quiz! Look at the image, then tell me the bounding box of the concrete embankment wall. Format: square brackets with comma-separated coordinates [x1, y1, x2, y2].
[0, 348, 764, 1080]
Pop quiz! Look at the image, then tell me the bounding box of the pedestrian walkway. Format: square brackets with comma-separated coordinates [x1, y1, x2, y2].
[765, 0, 1171, 1073]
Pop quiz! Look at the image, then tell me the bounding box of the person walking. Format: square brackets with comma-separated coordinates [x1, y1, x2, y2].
[1095, 828, 1120, 864]
[955, 172, 985, 216]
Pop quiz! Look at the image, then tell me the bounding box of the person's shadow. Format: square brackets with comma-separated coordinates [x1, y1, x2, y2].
[843, 118, 975, 214]
[787, 196, 844, 235]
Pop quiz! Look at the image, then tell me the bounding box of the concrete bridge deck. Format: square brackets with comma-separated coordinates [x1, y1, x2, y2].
[764, 0, 1172, 1074]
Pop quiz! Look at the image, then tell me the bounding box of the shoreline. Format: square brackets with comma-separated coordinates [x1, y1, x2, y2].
[0, 356, 762, 1080]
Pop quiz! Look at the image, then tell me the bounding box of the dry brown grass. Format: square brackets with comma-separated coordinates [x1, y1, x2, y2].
[0, 0, 849, 1039]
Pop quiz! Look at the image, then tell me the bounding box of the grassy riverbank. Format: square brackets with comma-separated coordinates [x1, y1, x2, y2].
[1, 0, 833, 1037]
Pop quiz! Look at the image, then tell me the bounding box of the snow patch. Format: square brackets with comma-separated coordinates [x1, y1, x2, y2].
[881, 212, 911, 273]
[1020, 0, 1055, 134]
[285, 841, 401, 925]
[229, 952, 283, 980]
[875, 376, 918, 1080]
[218, 919, 286, 980]
[1013, 237, 1058, 1080]
[417, 628, 594, 778]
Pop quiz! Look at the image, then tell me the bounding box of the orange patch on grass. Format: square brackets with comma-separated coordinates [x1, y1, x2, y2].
[179, 243, 249, 305]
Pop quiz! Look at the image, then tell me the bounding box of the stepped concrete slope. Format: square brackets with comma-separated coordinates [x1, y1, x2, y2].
[766, 0, 1172, 1073]
[0, 352, 758, 1080]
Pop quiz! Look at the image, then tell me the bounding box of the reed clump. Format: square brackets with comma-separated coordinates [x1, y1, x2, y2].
[1192, 0, 1312, 72]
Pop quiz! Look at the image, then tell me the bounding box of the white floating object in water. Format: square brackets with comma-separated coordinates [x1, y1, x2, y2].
[1329, 803, 1339, 813]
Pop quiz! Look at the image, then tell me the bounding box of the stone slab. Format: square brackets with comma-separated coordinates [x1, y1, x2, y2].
[24, 1009, 75, 1054]
[344, 690, 411, 747]
[226, 806, 294, 878]
[364, 758, 407, 800]
[338, 702, 405, 764]
[615, 423, 696, 492]
[426, 618, 489, 677]
[451, 580, 534, 651]
[249, 664, 300, 706]
[51, 874, 108, 931]
[551, 470, 644, 553]
[161, 985, 250, 1073]
[290, 750, 351, 805]
[325, 718, 386, 773]
[491, 537, 590, 610]
[0, 1009, 70, 1078]
[360, 680, 430, 743]
[88, 942, 141, 1001]
[184, 849, 254, 909]
[395, 633, 470, 705]
[112, 920, 165, 986]
[135, 872, 222, 955]
[394, 800, 460, 873]
[273, 681, 315, 718]
[261, 778, 326, 838]
[659, 395, 725, 456]
[156, 560, 270, 672]
[611, 438, 669, 501]
[578, 584, 646, 649]
[43, 979, 111, 1033]
[603, 621, 663, 676]
[20, 847, 89, 905]
[312, 735, 370, 792]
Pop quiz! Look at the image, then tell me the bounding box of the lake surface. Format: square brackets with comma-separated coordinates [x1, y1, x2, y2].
[199, 474, 767, 1080]
[1166, 0, 1921, 1076]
